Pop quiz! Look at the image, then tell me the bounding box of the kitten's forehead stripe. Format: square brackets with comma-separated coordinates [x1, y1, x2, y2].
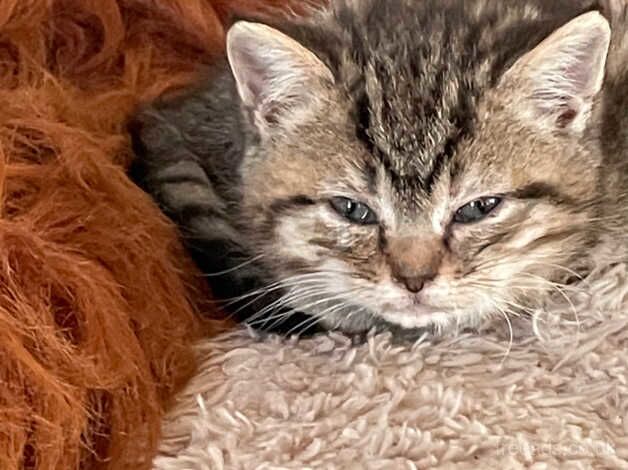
[284, 0, 595, 198]
[363, 160, 378, 193]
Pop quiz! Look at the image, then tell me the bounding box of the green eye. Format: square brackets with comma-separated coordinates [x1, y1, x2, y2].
[454, 197, 502, 224]
[330, 197, 378, 225]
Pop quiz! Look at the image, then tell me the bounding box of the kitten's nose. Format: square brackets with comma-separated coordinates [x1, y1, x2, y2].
[385, 235, 444, 294]
[395, 275, 425, 293]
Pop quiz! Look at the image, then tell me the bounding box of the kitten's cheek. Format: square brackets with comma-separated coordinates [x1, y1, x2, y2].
[443, 230, 468, 254]
[437, 253, 464, 278]
[416, 278, 457, 306]
[273, 217, 322, 263]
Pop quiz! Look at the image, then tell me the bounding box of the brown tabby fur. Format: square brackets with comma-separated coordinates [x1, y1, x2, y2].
[131, 0, 627, 336]
[0, 1, 312, 469]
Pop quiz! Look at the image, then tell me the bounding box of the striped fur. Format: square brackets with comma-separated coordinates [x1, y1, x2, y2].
[130, 0, 628, 335]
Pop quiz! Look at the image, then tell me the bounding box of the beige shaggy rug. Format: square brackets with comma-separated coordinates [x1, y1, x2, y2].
[154, 263, 628, 469]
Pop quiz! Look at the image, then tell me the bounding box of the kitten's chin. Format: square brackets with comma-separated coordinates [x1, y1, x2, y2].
[377, 305, 459, 330]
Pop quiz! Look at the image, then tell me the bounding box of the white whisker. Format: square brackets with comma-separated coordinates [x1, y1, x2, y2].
[201, 254, 265, 277]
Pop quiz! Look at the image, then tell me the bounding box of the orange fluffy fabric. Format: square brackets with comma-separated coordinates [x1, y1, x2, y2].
[0, 1, 311, 469]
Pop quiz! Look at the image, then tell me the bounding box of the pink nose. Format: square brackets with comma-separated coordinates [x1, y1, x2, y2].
[394, 275, 425, 293]
[385, 236, 444, 293]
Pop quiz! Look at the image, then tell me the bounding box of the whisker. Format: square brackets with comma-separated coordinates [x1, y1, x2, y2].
[224, 279, 332, 320]
[200, 254, 265, 277]
[282, 299, 363, 338]
[243, 283, 337, 321]
[516, 272, 582, 343]
[341, 305, 368, 330]
[249, 285, 336, 324]
[280, 288, 365, 328]
[247, 286, 335, 327]
[216, 268, 363, 307]
[226, 270, 349, 306]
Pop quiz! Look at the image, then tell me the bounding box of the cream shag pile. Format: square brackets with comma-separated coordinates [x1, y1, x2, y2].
[154, 264, 628, 469]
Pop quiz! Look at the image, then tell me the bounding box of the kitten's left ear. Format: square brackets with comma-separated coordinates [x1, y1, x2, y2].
[226, 21, 334, 135]
[502, 11, 611, 134]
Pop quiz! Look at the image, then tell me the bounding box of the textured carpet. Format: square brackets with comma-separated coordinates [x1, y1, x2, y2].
[155, 264, 628, 469]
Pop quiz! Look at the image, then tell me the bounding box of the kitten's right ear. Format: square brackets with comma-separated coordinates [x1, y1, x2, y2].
[226, 21, 334, 134]
[501, 11, 611, 134]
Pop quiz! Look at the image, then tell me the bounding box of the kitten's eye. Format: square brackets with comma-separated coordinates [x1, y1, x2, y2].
[454, 197, 502, 224]
[330, 197, 378, 225]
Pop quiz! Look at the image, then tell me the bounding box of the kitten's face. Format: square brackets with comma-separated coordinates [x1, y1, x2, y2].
[227, 10, 611, 332]
[238, 91, 598, 332]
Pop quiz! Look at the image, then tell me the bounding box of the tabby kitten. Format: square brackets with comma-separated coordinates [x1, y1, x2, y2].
[130, 0, 628, 335]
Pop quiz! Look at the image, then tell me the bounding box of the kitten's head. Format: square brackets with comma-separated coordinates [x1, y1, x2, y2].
[226, 4, 613, 333]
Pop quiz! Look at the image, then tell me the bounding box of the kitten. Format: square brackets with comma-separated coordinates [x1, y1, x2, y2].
[129, 0, 628, 336]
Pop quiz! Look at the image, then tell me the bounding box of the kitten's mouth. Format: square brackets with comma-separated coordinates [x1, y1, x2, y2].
[377, 303, 454, 329]
[381, 301, 449, 318]
[382, 295, 442, 311]
[406, 304, 447, 316]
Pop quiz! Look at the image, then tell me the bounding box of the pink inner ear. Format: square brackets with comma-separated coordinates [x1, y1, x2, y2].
[262, 102, 284, 126]
[231, 45, 270, 106]
[529, 89, 578, 121]
[520, 13, 611, 132]
[556, 107, 578, 128]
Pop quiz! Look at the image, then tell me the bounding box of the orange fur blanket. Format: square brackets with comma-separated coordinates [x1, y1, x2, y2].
[0, 1, 310, 469]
